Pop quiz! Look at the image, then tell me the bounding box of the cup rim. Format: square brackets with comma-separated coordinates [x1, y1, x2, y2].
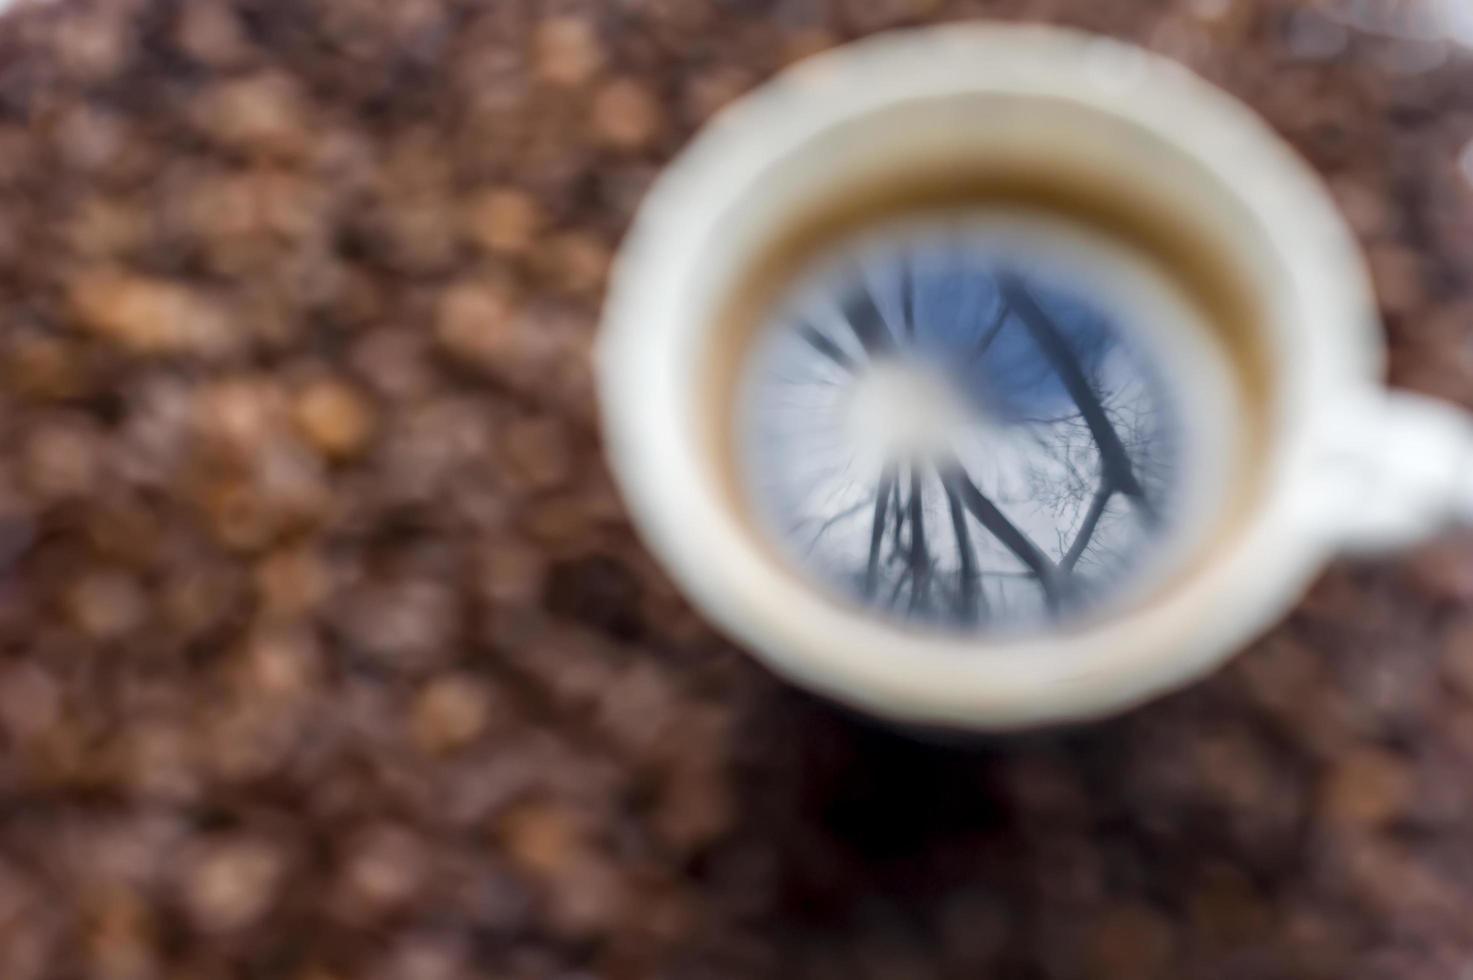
[598, 24, 1384, 729]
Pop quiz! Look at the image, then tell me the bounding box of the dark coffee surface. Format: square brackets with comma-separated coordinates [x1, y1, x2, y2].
[0, 2, 1471, 978]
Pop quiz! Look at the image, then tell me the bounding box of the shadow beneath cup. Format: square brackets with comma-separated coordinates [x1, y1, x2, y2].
[717, 665, 1327, 978]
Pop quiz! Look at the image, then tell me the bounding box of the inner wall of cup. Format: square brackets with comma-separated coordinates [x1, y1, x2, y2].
[698, 93, 1280, 632]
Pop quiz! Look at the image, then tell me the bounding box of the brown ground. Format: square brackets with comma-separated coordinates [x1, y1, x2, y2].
[0, 1, 1472, 978]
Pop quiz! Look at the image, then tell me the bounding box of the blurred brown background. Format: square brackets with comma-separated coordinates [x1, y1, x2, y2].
[0, 1, 1471, 978]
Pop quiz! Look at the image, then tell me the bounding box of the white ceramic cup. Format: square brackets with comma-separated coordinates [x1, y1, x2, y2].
[596, 24, 1473, 730]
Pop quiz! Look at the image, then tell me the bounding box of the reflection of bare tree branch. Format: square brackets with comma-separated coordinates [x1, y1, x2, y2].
[865, 466, 897, 598]
[798, 321, 855, 371]
[840, 281, 895, 355]
[945, 480, 983, 621]
[971, 300, 1010, 362]
[942, 460, 1059, 607]
[798, 497, 872, 550]
[906, 469, 930, 612]
[1017, 411, 1087, 427]
[998, 273, 1156, 523]
[888, 566, 911, 608]
[901, 256, 915, 339]
[889, 474, 905, 557]
[1062, 485, 1111, 573]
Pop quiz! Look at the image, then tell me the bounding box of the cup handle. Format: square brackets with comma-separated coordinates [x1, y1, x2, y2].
[1317, 391, 1473, 554]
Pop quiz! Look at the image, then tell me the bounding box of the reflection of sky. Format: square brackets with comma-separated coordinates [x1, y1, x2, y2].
[738, 229, 1184, 634]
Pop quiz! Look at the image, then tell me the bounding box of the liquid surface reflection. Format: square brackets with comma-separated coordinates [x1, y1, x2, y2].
[737, 224, 1190, 634]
